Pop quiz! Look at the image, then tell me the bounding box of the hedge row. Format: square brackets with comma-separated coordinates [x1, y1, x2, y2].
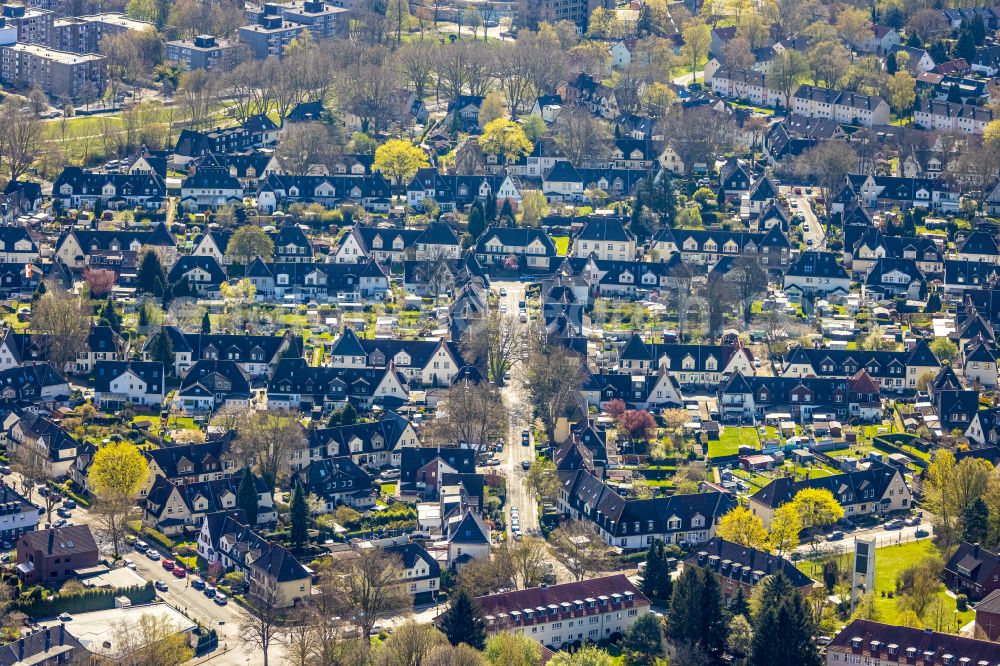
[12, 582, 155, 617]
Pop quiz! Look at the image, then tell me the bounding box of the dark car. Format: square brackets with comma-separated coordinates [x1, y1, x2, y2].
[63, 499, 77, 510]
[521, 460, 531, 470]
[826, 531, 845, 541]
[154, 580, 168, 592]
[203, 586, 217, 598]
[191, 578, 205, 590]
[915, 528, 930, 538]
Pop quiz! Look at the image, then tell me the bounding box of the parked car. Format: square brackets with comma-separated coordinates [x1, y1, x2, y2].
[884, 519, 904, 530]
[123, 558, 136, 570]
[915, 528, 930, 538]
[904, 516, 920, 526]
[63, 500, 76, 510]
[499, 288, 507, 297]
[162, 559, 175, 570]
[191, 578, 205, 590]
[214, 593, 228, 605]
[521, 460, 531, 470]
[134, 539, 148, 550]
[146, 549, 161, 561]
[826, 531, 845, 541]
[58, 613, 72, 622]
[56, 508, 72, 519]
[171, 566, 187, 578]
[203, 586, 216, 598]
[154, 580, 168, 592]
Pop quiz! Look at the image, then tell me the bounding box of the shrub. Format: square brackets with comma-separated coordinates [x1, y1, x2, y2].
[142, 527, 175, 550]
[12, 583, 154, 616]
[957, 594, 968, 612]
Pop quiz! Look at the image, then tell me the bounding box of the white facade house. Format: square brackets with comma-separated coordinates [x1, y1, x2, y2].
[792, 85, 891, 127]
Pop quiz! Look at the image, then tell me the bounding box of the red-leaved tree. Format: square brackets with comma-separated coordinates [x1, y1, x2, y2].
[604, 398, 626, 419]
[617, 409, 656, 444]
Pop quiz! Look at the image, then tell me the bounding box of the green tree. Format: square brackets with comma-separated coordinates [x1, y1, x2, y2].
[963, 496, 990, 544]
[440, 587, 487, 649]
[468, 206, 485, 240]
[929, 337, 958, 364]
[925, 292, 941, 313]
[201, 311, 211, 334]
[956, 29, 976, 63]
[225, 226, 274, 266]
[374, 139, 429, 195]
[484, 632, 540, 666]
[520, 191, 548, 226]
[641, 541, 673, 603]
[548, 645, 614, 666]
[717, 506, 769, 550]
[667, 566, 724, 658]
[101, 297, 122, 333]
[750, 575, 820, 666]
[137, 250, 166, 295]
[622, 613, 664, 666]
[478, 118, 533, 164]
[289, 481, 309, 553]
[149, 329, 174, 375]
[521, 115, 547, 143]
[237, 467, 260, 526]
[730, 586, 750, 619]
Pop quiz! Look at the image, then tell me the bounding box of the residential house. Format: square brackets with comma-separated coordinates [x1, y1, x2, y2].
[572, 215, 637, 261]
[384, 541, 440, 602]
[558, 468, 736, 549]
[93, 360, 164, 410]
[914, 99, 993, 134]
[944, 541, 1000, 600]
[475, 227, 557, 272]
[141, 439, 239, 498]
[144, 472, 275, 536]
[266, 356, 410, 412]
[783, 251, 851, 298]
[780, 340, 940, 392]
[144, 328, 295, 378]
[297, 410, 418, 471]
[197, 511, 311, 607]
[2, 410, 79, 476]
[293, 456, 375, 510]
[172, 359, 252, 413]
[51, 168, 165, 211]
[0, 483, 39, 542]
[792, 85, 891, 127]
[15, 525, 98, 585]
[747, 461, 910, 526]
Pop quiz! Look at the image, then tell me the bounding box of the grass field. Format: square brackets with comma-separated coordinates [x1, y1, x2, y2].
[800, 540, 975, 629]
[707, 426, 760, 458]
[552, 236, 570, 256]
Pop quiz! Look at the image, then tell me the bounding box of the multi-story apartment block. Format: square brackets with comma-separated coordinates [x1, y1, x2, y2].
[238, 15, 304, 59]
[466, 575, 651, 649]
[50, 12, 152, 54]
[0, 42, 104, 99]
[914, 99, 993, 135]
[826, 619, 1000, 666]
[166, 34, 238, 71]
[239, 2, 345, 58]
[710, 68, 783, 107]
[1, 4, 53, 45]
[792, 85, 891, 127]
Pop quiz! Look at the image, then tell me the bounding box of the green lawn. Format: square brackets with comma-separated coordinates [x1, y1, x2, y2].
[552, 236, 570, 256]
[708, 426, 760, 458]
[800, 540, 975, 628]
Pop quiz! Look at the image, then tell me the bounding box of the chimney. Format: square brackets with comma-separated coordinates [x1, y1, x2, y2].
[44, 627, 51, 653]
[974, 543, 981, 558]
[17, 637, 23, 661]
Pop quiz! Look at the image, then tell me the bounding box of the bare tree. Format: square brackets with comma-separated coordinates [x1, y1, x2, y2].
[464, 311, 520, 386]
[104, 612, 194, 666]
[414, 245, 456, 300]
[177, 69, 219, 129]
[435, 380, 508, 453]
[669, 263, 695, 342]
[0, 104, 43, 184]
[795, 141, 858, 228]
[493, 42, 536, 119]
[662, 107, 735, 176]
[726, 255, 768, 327]
[30, 283, 90, 372]
[554, 107, 613, 166]
[10, 442, 58, 523]
[549, 520, 611, 581]
[241, 582, 283, 666]
[703, 273, 736, 341]
[276, 123, 344, 175]
[327, 546, 412, 643]
[523, 343, 585, 443]
[234, 410, 307, 486]
[503, 537, 547, 589]
[92, 493, 135, 561]
[397, 41, 436, 100]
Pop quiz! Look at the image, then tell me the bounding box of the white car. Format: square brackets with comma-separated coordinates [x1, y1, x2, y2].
[499, 304, 508, 313]
[123, 558, 136, 570]
[499, 288, 508, 297]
